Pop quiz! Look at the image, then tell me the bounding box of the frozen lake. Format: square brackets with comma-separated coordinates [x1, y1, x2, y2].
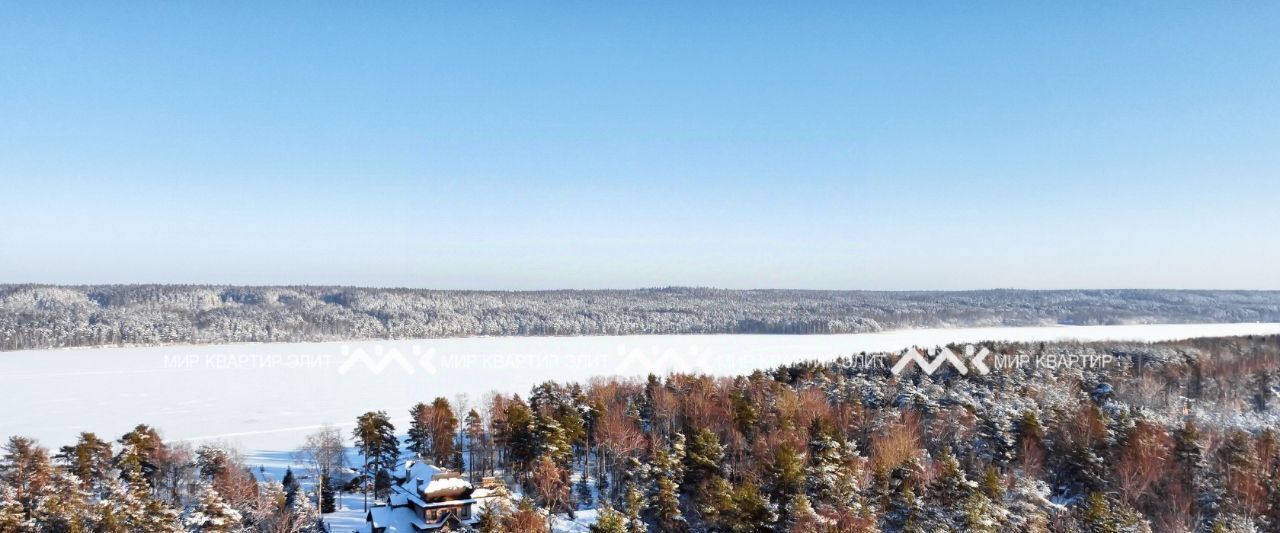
[2, 322, 1278, 452]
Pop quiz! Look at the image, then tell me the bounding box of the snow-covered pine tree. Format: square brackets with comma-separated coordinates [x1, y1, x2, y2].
[783, 493, 822, 533]
[926, 448, 975, 529]
[100, 467, 182, 533]
[1215, 429, 1264, 521]
[319, 476, 337, 514]
[766, 442, 805, 506]
[473, 486, 512, 533]
[115, 425, 165, 490]
[1002, 476, 1052, 533]
[805, 417, 857, 506]
[281, 467, 299, 508]
[407, 402, 432, 460]
[1174, 420, 1216, 525]
[648, 447, 686, 532]
[251, 481, 286, 526]
[0, 436, 51, 515]
[289, 489, 322, 532]
[0, 486, 27, 532]
[55, 432, 113, 494]
[622, 480, 646, 533]
[884, 459, 926, 533]
[196, 445, 230, 482]
[31, 470, 93, 532]
[185, 482, 244, 533]
[1079, 491, 1148, 533]
[589, 504, 627, 533]
[352, 411, 398, 505]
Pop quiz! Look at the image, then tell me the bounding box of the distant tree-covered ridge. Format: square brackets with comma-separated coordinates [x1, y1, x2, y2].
[1, 285, 1278, 351]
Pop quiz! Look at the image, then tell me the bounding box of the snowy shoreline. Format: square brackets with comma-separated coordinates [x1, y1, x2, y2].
[2, 322, 1278, 452]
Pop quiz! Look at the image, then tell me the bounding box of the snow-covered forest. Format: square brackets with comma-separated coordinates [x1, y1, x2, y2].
[3, 334, 1279, 532]
[3, 285, 1279, 351]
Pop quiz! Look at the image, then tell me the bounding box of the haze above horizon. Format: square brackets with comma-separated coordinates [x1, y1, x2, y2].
[2, 3, 1277, 290]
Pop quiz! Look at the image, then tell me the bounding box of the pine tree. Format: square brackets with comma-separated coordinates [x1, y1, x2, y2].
[590, 504, 628, 533]
[1216, 429, 1264, 518]
[805, 418, 858, 506]
[352, 411, 398, 506]
[1003, 476, 1051, 533]
[281, 467, 299, 508]
[465, 409, 485, 479]
[1175, 420, 1215, 523]
[1080, 492, 1118, 533]
[407, 398, 459, 466]
[893, 485, 926, 533]
[536, 415, 573, 468]
[105, 465, 181, 533]
[114, 425, 165, 490]
[289, 489, 321, 532]
[979, 465, 1003, 501]
[959, 492, 1003, 533]
[32, 470, 93, 533]
[474, 487, 512, 533]
[251, 481, 286, 527]
[975, 411, 1016, 464]
[196, 445, 230, 482]
[186, 483, 244, 533]
[783, 493, 822, 533]
[653, 474, 686, 532]
[55, 432, 113, 493]
[95, 476, 136, 533]
[505, 398, 538, 477]
[685, 429, 725, 487]
[0, 436, 51, 515]
[696, 476, 737, 530]
[622, 481, 647, 533]
[885, 459, 926, 533]
[1067, 440, 1108, 494]
[0, 487, 27, 533]
[925, 448, 983, 531]
[766, 442, 805, 505]
[929, 448, 973, 508]
[728, 483, 778, 532]
[1016, 410, 1047, 476]
[407, 402, 431, 459]
[319, 476, 337, 514]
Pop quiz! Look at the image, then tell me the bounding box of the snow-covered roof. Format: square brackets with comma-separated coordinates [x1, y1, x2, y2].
[365, 506, 429, 532]
[391, 460, 473, 502]
[362, 460, 480, 532]
[367, 507, 391, 529]
[421, 475, 472, 500]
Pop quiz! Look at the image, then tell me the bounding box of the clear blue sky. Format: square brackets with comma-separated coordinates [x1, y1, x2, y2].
[1, 2, 1276, 289]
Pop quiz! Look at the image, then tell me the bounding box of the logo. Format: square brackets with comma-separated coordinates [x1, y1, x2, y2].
[890, 345, 991, 376]
[614, 344, 716, 376]
[336, 344, 438, 375]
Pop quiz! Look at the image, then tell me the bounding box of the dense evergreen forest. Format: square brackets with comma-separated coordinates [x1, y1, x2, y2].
[3, 285, 1279, 351]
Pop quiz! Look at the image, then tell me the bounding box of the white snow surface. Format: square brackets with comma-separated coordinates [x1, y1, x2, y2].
[2, 323, 1278, 452]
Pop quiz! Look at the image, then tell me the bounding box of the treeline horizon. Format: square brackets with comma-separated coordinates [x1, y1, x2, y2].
[3, 285, 1279, 351]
